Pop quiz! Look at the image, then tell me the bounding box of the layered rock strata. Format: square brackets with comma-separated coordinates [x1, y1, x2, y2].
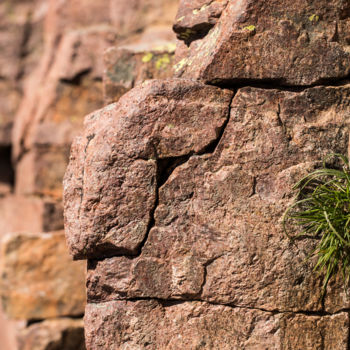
[64, 0, 350, 349]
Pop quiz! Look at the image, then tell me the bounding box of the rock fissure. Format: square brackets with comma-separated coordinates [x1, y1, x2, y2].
[87, 295, 350, 318]
[208, 77, 350, 92]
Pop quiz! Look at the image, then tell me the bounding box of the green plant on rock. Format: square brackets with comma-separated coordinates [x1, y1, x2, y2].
[283, 154, 350, 292]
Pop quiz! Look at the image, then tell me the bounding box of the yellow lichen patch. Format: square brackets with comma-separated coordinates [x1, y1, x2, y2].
[193, 9, 199, 15]
[309, 14, 319, 22]
[177, 16, 185, 22]
[155, 54, 171, 70]
[142, 53, 153, 63]
[173, 58, 187, 72]
[243, 25, 256, 32]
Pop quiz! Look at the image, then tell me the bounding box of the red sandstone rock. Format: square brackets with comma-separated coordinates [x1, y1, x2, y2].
[18, 318, 85, 350]
[84, 85, 350, 314]
[0, 231, 86, 320]
[174, 0, 350, 85]
[85, 300, 349, 349]
[64, 79, 233, 259]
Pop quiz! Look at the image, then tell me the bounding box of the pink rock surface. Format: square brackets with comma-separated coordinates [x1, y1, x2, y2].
[174, 0, 350, 86]
[84, 85, 350, 314]
[64, 79, 233, 259]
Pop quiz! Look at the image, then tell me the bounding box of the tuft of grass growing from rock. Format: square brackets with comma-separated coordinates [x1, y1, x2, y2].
[283, 154, 350, 291]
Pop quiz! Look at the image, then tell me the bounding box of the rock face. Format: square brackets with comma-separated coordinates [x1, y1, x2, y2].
[0, 231, 86, 320]
[174, 0, 350, 86]
[64, 79, 233, 260]
[66, 81, 350, 347]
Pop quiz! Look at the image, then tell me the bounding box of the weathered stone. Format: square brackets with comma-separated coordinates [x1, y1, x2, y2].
[0, 195, 63, 236]
[64, 79, 233, 260]
[173, 0, 228, 43]
[85, 300, 349, 350]
[0, 231, 86, 320]
[18, 318, 85, 350]
[84, 85, 350, 313]
[103, 39, 176, 105]
[174, 0, 350, 85]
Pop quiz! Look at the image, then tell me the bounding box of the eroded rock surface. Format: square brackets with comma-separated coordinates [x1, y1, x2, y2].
[174, 0, 350, 85]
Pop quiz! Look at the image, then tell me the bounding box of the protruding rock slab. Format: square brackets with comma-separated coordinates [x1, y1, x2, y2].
[0, 231, 86, 320]
[85, 300, 349, 350]
[64, 79, 233, 260]
[86, 85, 350, 313]
[174, 0, 350, 85]
[18, 318, 85, 350]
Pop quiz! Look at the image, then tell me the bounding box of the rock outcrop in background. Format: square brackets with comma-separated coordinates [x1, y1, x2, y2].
[0, 0, 178, 349]
[63, 0, 350, 349]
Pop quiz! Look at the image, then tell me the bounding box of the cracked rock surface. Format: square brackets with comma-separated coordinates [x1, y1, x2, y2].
[64, 79, 233, 260]
[65, 79, 350, 348]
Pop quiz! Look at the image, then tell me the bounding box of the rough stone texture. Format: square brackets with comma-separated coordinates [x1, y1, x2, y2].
[174, 0, 350, 85]
[83, 85, 350, 314]
[64, 79, 233, 260]
[0, 196, 63, 237]
[0, 231, 86, 320]
[17, 318, 85, 350]
[85, 300, 349, 350]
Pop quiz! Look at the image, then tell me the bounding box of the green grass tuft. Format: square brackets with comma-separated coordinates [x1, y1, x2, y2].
[283, 154, 350, 292]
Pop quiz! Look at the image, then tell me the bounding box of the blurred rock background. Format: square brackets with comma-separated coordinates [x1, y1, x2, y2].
[0, 0, 178, 349]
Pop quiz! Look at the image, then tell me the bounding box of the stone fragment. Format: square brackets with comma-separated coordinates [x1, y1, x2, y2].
[85, 85, 350, 313]
[174, 0, 350, 85]
[103, 39, 176, 104]
[173, 0, 228, 43]
[0, 231, 86, 320]
[0, 195, 63, 236]
[64, 79, 233, 260]
[85, 300, 349, 350]
[18, 318, 85, 350]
